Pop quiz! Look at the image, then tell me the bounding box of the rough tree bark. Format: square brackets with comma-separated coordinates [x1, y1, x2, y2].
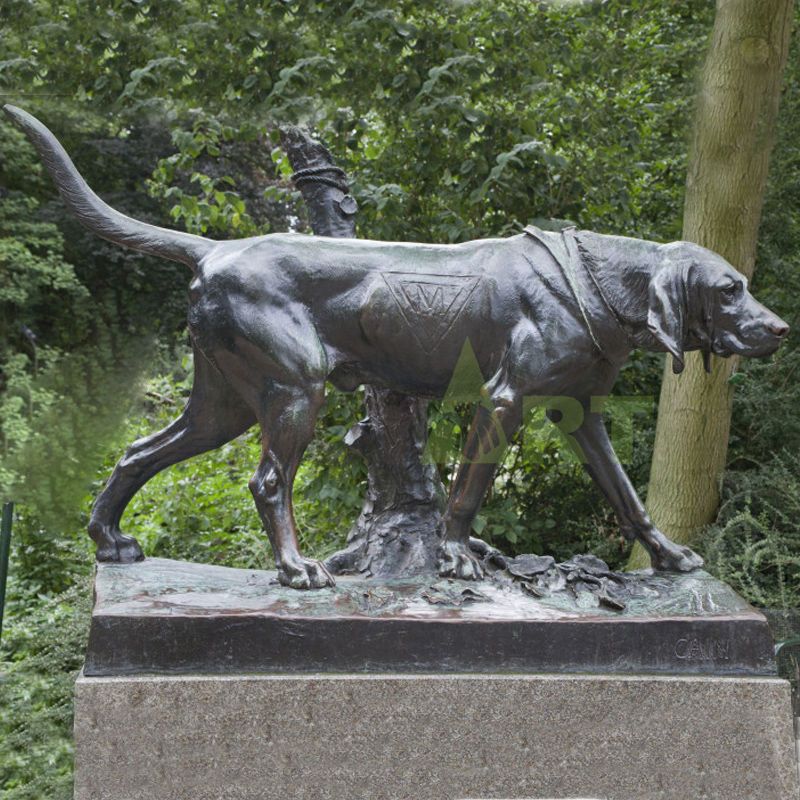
[279, 127, 445, 578]
[630, 0, 794, 569]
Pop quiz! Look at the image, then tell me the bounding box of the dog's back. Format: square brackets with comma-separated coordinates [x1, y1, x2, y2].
[192, 233, 537, 395]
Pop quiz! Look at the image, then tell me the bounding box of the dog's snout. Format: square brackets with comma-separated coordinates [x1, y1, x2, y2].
[767, 320, 790, 337]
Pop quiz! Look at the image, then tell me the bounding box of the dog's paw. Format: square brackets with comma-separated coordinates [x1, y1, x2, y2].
[651, 543, 704, 573]
[92, 525, 145, 563]
[278, 557, 336, 590]
[647, 533, 704, 573]
[437, 541, 485, 581]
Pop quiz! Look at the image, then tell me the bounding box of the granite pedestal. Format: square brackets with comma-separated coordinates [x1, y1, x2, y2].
[73, 559, 800, 800]
[74, 672, 798, 800]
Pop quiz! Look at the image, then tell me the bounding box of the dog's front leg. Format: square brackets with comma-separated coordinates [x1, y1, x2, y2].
[439, 393, 523, 581]
[571, 411, 704, 573]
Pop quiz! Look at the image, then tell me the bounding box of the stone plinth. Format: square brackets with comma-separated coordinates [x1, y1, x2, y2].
[84, 558, 776, 676]
[73, 672, 799, 800]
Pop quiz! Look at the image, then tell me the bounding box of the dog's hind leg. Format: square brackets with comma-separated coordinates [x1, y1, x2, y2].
[248, 381, 332, 589]
[88, 350, 255, 562]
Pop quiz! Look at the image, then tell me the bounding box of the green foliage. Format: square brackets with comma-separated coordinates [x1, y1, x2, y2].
[2, 341, 148, 591]
[0, 112, 166, 592]
[0, 569, 92, 800]
[1, 0, 711, 244]
[147, 114, 267, 236]
[700, 348, 800, 612]
[0, 200, 84, 312]
[702, 451, 800, 610]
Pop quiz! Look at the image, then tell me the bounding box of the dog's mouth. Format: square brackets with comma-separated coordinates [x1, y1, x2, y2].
[711, 331, 783, 359]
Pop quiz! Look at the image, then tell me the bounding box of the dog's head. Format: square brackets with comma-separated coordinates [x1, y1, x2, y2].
[647, 241, 789, 374]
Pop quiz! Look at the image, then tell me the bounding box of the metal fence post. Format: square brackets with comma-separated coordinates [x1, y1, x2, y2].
[0, 502, 13, 645]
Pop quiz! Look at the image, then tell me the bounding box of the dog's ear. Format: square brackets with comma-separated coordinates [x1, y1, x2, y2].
[647, 266, 685, 374]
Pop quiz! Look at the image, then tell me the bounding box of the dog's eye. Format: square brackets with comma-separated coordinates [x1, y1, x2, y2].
[721, 281, 741, 297]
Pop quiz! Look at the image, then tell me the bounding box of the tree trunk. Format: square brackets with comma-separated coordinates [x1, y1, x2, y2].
[279, 126, 445, 578]
[630, 0, 794, 569]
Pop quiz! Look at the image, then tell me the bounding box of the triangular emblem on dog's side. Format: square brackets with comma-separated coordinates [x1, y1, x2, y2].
[382, 272, 480, 353]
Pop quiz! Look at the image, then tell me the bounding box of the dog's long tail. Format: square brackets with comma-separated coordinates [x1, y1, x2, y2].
[3, 105, 213, 271]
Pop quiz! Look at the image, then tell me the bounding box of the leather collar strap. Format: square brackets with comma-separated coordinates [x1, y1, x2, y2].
[523, 224, 602, 352]
[568, 229, 629, 340]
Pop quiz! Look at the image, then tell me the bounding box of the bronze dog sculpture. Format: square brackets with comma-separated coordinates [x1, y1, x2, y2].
[6, 105, 789, 589]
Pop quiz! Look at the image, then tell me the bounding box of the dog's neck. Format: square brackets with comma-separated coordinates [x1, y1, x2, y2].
[577, 231, 662, 350]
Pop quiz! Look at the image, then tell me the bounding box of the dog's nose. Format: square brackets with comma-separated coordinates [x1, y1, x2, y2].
[767, 320, 790, 337]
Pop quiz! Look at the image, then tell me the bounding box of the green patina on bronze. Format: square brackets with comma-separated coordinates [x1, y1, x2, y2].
[95, 558, 755, 621]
